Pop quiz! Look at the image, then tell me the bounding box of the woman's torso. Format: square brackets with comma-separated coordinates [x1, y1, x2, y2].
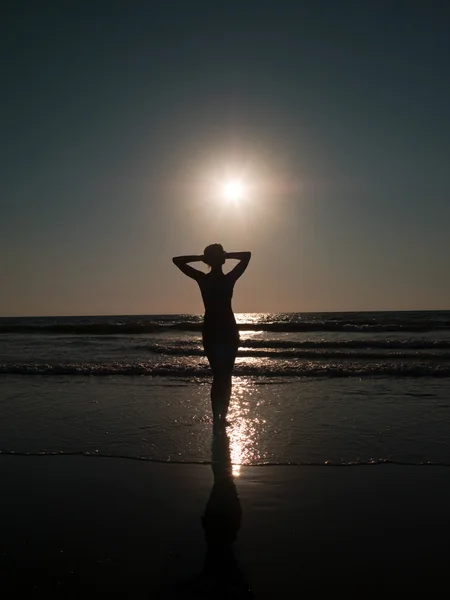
[198, 273, 238, 345]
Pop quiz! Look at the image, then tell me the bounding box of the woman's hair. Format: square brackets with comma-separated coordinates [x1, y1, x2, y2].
[203, 243, 225, 267]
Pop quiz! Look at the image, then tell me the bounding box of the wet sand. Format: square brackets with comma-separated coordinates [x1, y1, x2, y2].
[1, 455, 449, 598]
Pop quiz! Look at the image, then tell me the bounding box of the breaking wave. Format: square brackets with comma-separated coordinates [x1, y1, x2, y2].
[2, 361, 450, 377]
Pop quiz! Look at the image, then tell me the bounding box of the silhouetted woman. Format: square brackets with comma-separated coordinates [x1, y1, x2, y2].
[173, 244, 251, 425]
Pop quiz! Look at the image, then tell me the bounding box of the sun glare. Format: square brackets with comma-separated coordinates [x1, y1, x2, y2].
[223, 180, 245, 202]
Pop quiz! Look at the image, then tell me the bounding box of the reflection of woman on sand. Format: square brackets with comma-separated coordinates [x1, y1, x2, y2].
[173, 245, 251, 426]
[177, 431, 255, 598]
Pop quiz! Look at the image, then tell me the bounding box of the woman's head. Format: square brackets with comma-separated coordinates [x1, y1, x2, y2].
[203, 243, 225, 268]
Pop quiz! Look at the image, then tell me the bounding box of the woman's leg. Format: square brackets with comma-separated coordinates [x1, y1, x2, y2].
[207, 345, 237, 424]
[205, 347, 220, 421]
[211, 373, 232, 421]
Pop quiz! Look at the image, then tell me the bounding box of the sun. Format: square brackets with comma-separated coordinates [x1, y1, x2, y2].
[222, 180, 245, 202]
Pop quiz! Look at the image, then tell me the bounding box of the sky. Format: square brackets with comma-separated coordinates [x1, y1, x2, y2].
[1, 0, 450, 316]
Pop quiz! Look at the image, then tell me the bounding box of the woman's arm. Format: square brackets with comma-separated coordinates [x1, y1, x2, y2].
[172, 255, 205, 280]
[173, 255, 204, 264]
[225, 251, 251, 261]
[226, 251, 251, 281]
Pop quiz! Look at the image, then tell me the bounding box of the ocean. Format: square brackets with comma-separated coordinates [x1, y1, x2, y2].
[1, 311, 450, 469]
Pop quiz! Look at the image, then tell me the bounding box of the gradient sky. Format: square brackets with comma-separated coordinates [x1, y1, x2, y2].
[2, 0, 450, 316]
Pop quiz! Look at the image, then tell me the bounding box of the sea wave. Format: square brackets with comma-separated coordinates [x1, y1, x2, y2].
[241, 338, 450, 350]
[143, 343, 450, 360]
[0, 323, 163, 335]
[2, 319, 450, 335]
[142, 338, 450, 351]
[1, 361, 450, 377]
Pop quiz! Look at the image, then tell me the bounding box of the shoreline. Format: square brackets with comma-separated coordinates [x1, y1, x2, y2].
[3, 450, 450, 466]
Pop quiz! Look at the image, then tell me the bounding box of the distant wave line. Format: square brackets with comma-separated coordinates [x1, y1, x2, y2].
[2, 320, 450, 335]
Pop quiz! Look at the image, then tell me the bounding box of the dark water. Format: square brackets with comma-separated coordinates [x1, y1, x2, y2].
[1, 311, 450, 377]
[1, 312, 450, 464]
[2, 310, 450, 334]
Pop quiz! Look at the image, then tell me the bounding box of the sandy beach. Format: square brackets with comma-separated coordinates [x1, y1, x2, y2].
[1, 454, 449, 598]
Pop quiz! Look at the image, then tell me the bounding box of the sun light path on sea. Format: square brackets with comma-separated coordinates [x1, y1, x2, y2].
[227, 377, 268, 477]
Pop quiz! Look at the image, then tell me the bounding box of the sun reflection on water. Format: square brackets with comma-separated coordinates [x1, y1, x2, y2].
[226, 377, 265, 477]
[234, 313, 263, 324]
